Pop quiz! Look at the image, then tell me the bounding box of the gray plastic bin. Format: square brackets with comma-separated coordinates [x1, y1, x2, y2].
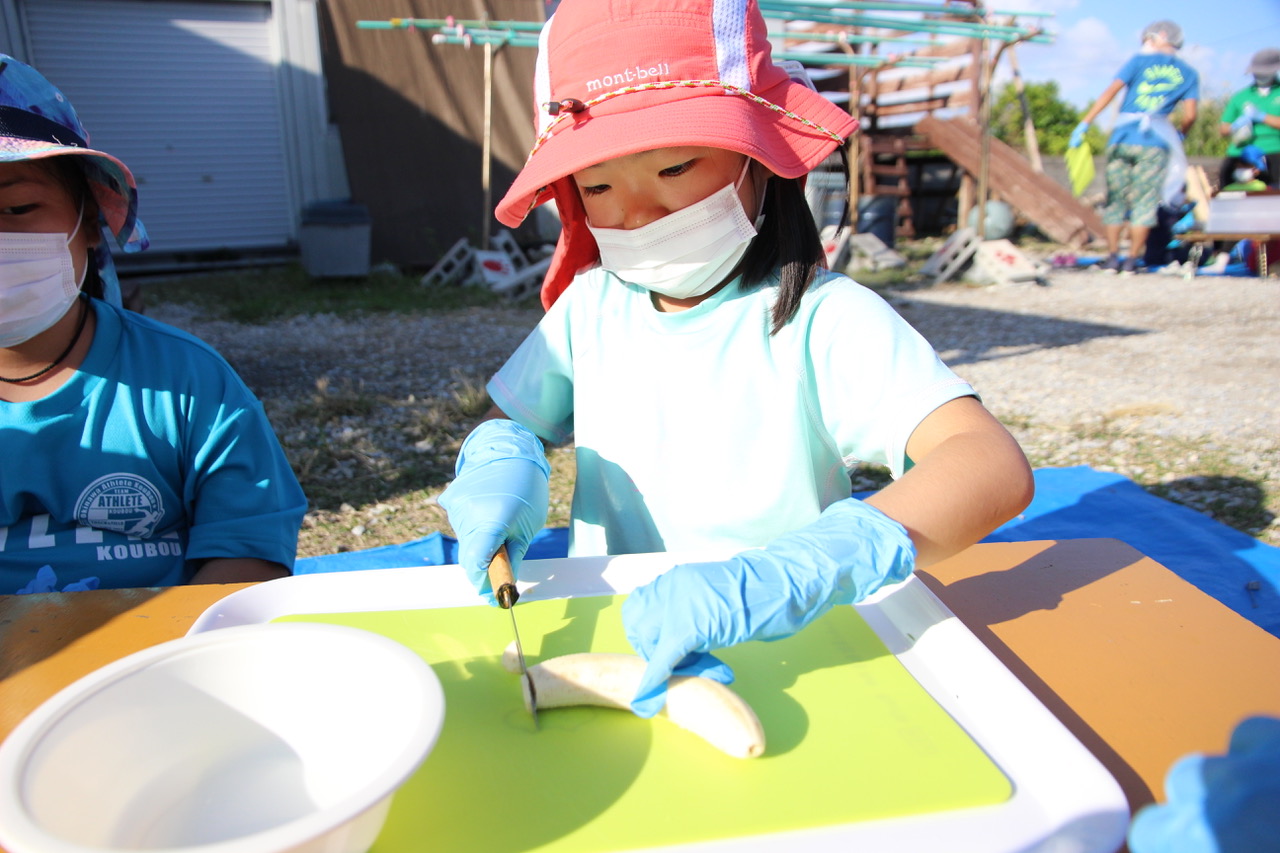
[299, 200, 371, 277]
[856, 195, 897, 249]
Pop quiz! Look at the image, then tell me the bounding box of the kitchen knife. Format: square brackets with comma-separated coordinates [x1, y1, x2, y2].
[489, 544, 538, 728]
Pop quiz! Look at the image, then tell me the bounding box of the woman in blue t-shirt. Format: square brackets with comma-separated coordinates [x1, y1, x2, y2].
[1069, 20, 1200, 275]
[0, 55, 307, 594]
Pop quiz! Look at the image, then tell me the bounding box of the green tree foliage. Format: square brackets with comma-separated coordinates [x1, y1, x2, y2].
[991, 80, 1230, 158]
[1182, 94, 1228, 157]
[989, 79, 1100, 156]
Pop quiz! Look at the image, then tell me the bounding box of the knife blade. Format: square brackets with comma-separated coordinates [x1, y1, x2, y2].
[488, 544, 538, 729]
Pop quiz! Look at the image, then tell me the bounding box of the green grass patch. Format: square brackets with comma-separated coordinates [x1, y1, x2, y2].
[144, 264, 531, 323]
[1009, 417, 1278, 544]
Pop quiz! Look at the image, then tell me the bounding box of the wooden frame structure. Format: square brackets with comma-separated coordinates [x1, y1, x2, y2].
[759, 0, 1076, 240]
[357, 2, 1106, 251]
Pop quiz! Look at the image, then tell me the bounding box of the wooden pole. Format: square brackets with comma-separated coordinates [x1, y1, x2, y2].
[976, 37, 992, 239]
[839, 33, 862, 224]
[1005, 38, 1042, 172]
[957, 36, 981, 233]
[482, 40, 494, 251]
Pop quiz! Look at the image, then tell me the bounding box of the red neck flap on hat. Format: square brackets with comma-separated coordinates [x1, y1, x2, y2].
[541, 178, 599, 310]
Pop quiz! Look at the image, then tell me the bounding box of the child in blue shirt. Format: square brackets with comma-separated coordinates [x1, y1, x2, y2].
[0, 54, 306, 593]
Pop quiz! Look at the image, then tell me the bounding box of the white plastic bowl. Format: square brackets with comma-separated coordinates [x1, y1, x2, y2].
[0, 622, 445, 853]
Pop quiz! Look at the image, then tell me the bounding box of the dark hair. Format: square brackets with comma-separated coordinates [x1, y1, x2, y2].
[739, 154, 848, 334]
[30, 157, 104, 299]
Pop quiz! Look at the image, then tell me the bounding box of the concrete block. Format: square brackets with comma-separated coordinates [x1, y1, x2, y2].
[847, 232, 906, 270]
[420, 238, 474, 287]
[968, 239, 1043, 285]
[819, 224, 850, 270]
[921, 227, 980, 282]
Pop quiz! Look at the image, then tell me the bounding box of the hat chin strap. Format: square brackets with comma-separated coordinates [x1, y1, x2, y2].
[747, 160, 771, 224]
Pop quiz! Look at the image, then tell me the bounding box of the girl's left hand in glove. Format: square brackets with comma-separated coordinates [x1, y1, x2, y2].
[621, 498, 916, 717]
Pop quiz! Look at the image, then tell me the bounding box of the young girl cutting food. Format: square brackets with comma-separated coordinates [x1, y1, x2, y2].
[440, 0, 1034, 716]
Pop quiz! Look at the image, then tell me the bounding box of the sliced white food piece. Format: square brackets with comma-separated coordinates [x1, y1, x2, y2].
[502, 647, 765, 759]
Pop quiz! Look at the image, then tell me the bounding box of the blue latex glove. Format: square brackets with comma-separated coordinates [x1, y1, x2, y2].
[1069, 121, 1089, 149]
[1242, 103, 1262, 123]
[16, 565, 101, 594]
[1231, 114, 1253, 134]
[438, 419, 550, 600]
[61, 576, 101, 592]
[621, 498, 916, 717]
[1129, 716, 1280, 853]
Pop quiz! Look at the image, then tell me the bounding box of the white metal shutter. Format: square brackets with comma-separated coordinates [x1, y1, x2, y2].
[24, 0, 295, 253]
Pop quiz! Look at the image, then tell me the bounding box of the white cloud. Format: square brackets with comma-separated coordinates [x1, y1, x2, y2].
[1184, 44, 1255, 101]
[1007, 16, 1122, 107]
[1060, 17, 1123, 67]
[988, 0, 1080, 13]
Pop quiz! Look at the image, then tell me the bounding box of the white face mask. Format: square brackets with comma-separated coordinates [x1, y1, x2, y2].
[1234, 168, 1259, 184]
[0, 212, 86, 347]
[588, 159, 760, 300]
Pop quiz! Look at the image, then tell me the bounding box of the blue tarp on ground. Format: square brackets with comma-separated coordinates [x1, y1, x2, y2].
[296, 466, 1280, 637]
[295, 527, 568, 575]
[979, 467, 1279, 637]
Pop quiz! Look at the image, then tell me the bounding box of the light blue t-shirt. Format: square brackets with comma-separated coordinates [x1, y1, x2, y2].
[1108, 52, 1200, 149]
[0, 299, 307, 593]
[489, 268, 974, 558]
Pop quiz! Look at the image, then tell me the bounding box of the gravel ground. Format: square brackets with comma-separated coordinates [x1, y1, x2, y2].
[146, 265, 1280, 552]
[893, 268, 1279, 450]
[145, 305, 539, 406]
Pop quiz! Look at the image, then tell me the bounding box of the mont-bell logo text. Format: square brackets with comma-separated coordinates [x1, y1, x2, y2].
[585, 62, 672, 92]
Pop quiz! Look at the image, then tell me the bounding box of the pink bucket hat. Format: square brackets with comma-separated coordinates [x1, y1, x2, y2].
[496, 0, 857, 308]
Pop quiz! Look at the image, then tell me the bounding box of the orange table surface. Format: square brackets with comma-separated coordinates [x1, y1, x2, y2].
[3, 539, 1280, 853]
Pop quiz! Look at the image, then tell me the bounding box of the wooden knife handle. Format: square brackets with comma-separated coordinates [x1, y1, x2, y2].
[488, 544, 519, 609]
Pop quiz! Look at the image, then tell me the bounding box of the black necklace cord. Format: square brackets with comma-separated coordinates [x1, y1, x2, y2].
[0, 294, 90, 385]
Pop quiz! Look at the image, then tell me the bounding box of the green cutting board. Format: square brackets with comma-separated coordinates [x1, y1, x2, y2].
[278, 595, 1010, 852]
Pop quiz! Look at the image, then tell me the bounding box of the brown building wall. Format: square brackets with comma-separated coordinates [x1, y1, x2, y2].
[319, 0, 544, 268]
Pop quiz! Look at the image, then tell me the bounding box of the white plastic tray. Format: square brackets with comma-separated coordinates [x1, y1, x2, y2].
[189, 552, 1129, 853]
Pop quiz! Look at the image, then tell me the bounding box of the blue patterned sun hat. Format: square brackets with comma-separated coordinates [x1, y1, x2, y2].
[0, 54, 147, 256]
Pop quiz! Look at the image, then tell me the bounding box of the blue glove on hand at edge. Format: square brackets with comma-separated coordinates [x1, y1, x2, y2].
[16, 565, 101, 594]
[1128, 716, 1280, 853]
[621, 497, 916, 718]
[1069, 121, 1090, 149]
[1242, 103, 1262, 123]
[1231, 114, 1254, 134]
[438, 419, 550, 602]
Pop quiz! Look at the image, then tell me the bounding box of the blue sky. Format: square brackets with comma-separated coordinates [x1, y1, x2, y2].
[993, 0, 1280, 108]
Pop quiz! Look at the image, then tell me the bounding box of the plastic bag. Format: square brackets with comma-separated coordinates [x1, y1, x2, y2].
[1066, 142, 1095, 198]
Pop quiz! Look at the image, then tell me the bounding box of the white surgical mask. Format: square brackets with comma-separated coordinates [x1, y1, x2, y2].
[0, 212, 86, 347]
[588, 158, 760, 300]
[1234, 168, 1258, 184]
